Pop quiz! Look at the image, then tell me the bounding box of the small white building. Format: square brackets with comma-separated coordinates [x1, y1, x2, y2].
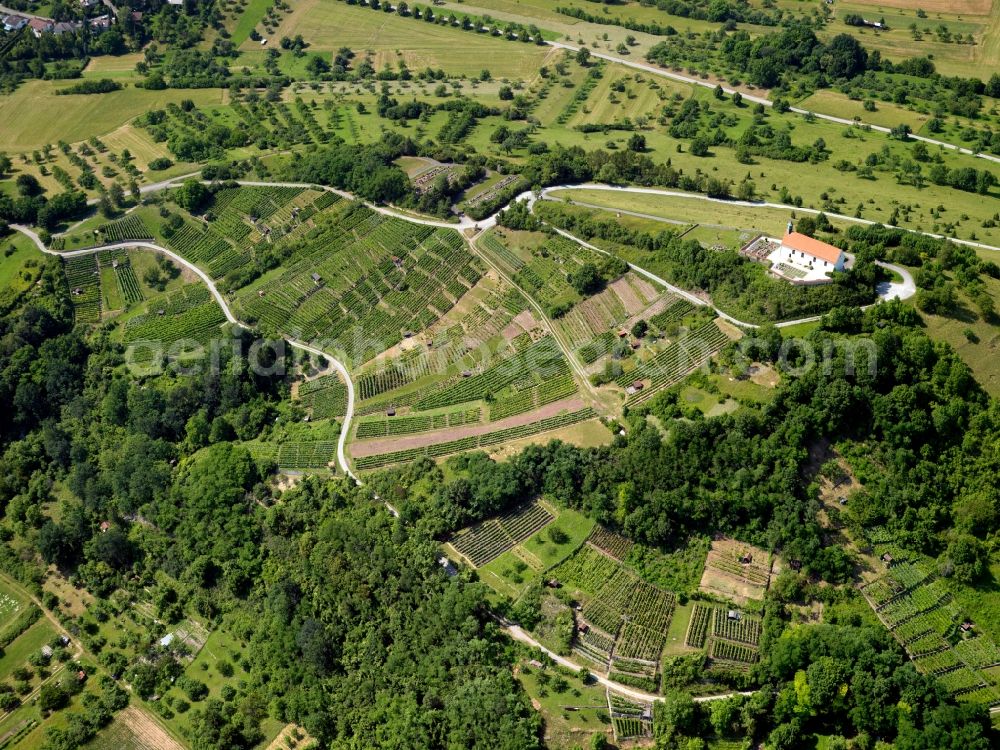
[3, 14, 28, 31]
[767, 224, 846, 284]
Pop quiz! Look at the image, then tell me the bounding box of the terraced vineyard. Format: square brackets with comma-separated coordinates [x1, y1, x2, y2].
[586, 525, 634, 561]
[99, 214, 151, 243]
[353, 407, 596, 470]
[617, 320, 730, 404]
[685, 603, 713, 648]
[608, 694, 652, 742]
[123, 284, 226, 359]
[297, 374, 348, 419]
[166, 186, 314, 277]
[449, 502, 554, 567]
[552, 545, 677, 679]
[235, 200, 478, 355]
[860, 554, 1000, 706]
[355, 408, 481, 439]
[64, 254, 102, 323]
[415, 336, 569, 412]
[247, 440, 337, 469]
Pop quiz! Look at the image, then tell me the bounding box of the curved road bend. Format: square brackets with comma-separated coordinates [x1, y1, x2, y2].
[518, 186, 916, 329]
[546, 42, 1000, 167]
[11, 226, 359, 481]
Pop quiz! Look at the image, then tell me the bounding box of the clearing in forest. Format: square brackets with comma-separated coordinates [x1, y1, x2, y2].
[698, 537, 777, 603]
[89, 705, 185, 750]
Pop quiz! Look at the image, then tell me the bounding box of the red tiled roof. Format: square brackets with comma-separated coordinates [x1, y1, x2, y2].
[781, 231, 843, 264]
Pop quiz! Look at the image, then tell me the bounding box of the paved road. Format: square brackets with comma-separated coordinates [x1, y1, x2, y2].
[11, 225, 360, 481]
[546, 42, 1000, 167]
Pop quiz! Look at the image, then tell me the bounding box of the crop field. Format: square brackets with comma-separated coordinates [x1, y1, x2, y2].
[63, 254, 102, 324]
[353, 406, 595, 469]
[698, 537, 776, 603]
[860, 553, 1000, 706]
[449, 501, 554, 567]
[297, 374, 348, 419]
[235, 199, 479, 357]
[99, 214, 152, 243]
[123, 284, 226, 359]
[617, 320, 731, 404]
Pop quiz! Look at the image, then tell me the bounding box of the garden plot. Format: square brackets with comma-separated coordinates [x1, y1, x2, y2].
[698, 537, 776, 603]
[123, 284, 226, 361]
[550, 545, 677, 686]
[859, 553, 1000, 706]
[608, 692, 653, 743]
[88, 705, 185, 750]
[448, 501, 554, 567]
[63, 254, 102, 324]
[683, 602, 762, 671]
[618, 319, 731, 405]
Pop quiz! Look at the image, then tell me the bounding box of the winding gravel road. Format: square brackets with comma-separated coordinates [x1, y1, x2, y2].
[11, 225, 360, 480]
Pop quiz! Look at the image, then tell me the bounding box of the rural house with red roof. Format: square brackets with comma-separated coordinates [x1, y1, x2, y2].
[766, 222, 847, 284]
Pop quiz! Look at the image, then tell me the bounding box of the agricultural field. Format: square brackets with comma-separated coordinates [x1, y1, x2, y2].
[256, 0, 552, 78]
[0, 234, 44, 301]
[514, 658, 613, 749]
[122, 284, 227, 362]
[477, 507, 595, 598]
[680, 603, 763, 673]
[352, 406, 595, 470]
[0, 79, 224, 153]
[698, 537, 778, 604]
[85, 705, 185, 750]
[0, 580, 30, 635]
[449, 501, 556, 567]
[550, 545, 677, 689]
[230, 195, 481, 358]
[608, 692, 653, 742]
[859, 546, 1000, 707]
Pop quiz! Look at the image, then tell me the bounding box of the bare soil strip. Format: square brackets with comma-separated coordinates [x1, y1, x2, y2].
[350, 396, 585, 457]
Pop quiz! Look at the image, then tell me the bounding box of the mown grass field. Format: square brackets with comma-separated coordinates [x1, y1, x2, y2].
[515, 659, 612, 749]
[229, 0, 272, 44]
[252, 0, 552, 78]
[915, 274, 1000, 397]
[0, 234, 43, 297]
[0, 80, 224, 153]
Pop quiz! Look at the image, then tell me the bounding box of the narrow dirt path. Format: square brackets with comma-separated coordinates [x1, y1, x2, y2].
[503, 622, 756, 704]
